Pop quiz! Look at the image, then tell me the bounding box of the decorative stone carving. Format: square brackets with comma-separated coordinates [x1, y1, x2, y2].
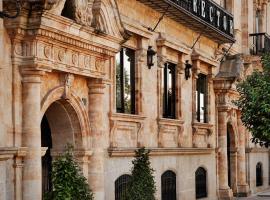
[72, 53, 78, 65]
[157, 118, 184, 148]
[58, 49, 65, 61]
[44, 46, 51, 58]
[109, 113, 146, 148]
[62, 73, 74, 99]
[192, 122, 213, 148]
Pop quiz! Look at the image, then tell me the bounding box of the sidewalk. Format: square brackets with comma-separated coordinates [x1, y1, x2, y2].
[236, 190, 270, 200]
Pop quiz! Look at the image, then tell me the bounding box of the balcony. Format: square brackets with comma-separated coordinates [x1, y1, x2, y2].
[250, 33, 270, 55]
[137, 0, 235, 44]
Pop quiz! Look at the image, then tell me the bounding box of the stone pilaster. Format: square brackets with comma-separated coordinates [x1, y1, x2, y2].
[217, 109, 233, 200]
[21, 69, 44, 200]
[88, 78, 106, 200]
[14, 147, 27, 200]
[236, 114, 250, 196]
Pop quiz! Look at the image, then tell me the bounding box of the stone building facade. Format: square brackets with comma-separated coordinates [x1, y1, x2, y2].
[0, 0, 270, 200]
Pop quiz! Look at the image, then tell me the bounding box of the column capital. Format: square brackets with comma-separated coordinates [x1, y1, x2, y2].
[20, 68, 45, 83]
[88, 79, 106, 94]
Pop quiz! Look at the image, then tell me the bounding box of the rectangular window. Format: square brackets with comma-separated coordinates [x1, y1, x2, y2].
[163, 62, 176, 119]
[196, 74, 207, 123]
[116, 47, 135, 114]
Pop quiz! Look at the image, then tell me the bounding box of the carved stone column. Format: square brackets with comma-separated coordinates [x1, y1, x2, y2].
[236, 114, 250, 196]
[217, 109, 233, 199]
[88, 78, 106, 199]
[21, 69, 43, 200]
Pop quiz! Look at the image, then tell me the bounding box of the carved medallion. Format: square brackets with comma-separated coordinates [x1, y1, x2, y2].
[58, 50, 65, 61]
[44, 46, 51, 58]
[72, 54, 78, 65]
[95, 59, 103, 71]
[84, 56, 90, 68]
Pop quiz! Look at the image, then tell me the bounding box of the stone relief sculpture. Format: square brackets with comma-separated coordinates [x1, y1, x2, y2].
[43, 0, 131, 40]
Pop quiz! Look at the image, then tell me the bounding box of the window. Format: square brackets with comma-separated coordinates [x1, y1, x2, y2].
[195, 167, 207, 199]
[116, 48, 136, 114]
[115, 174, 131, 200]
[256, 162, 263, 186]
[161, 170, 176, 200]
[163, 63, 176, 119]
[196, 74, 207, 123]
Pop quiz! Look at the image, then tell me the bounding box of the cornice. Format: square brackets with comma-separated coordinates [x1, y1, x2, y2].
[108, 147, 215, 157]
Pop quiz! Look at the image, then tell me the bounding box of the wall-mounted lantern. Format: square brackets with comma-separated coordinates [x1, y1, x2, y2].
[0, 0, 21, 19]
[185, 60, 192, 80]
[147, 46, 156, 69]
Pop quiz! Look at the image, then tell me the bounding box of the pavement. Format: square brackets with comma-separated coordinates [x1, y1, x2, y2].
[235, 190, 270, 200]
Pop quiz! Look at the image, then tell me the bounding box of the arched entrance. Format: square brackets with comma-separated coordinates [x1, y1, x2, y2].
[227, 123, 238, 194]
[41, 99, 88, 197]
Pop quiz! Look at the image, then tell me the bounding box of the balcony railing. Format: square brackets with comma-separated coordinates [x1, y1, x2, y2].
[250, 33, 270, 55]
[137, 0, 235, 44]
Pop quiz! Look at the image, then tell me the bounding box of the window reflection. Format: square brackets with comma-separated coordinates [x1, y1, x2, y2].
[116, 48, 135, 114]
[196, 74, 207, 123]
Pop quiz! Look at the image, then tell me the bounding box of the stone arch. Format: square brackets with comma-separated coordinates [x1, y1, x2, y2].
[91, 0, 130, 39]
[41, 86, 90, 149]
[227, 120, 239, 193]
[227, 121, 238, 149]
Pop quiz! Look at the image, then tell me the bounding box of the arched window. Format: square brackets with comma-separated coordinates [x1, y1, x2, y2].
[115, 174, 131, 200]
[256, 162, 263, 186]
[195, 167, 207, 199]
[161, 170, 176, 200]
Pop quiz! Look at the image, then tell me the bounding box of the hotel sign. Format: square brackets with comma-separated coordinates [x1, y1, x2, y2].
[171, 0, 234, 38]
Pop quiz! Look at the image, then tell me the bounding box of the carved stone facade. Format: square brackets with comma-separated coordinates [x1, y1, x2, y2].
[0, 0, 270, 200]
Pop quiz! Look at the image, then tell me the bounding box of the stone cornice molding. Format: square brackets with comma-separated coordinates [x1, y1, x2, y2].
[108, 147, 215, 157]
[88, 79, 106, 94]
[157, 33, 191, 55]
[20, 68, 45, 83]
[191, 50, 219, 67]
[0, 147, 28, 161]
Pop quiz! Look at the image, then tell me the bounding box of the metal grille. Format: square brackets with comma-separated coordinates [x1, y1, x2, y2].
[256, 163, 263, 187]
[161, 170, 176, 200]
[115, 174, 131, 200]
[195, 167, 207, 199]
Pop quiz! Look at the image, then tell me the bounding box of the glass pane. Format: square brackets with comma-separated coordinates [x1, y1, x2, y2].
[163, 63, 176, 118]
[123, 48, 132, 113]
[200, 93, 205, 122]
[116, 51, 122, 112]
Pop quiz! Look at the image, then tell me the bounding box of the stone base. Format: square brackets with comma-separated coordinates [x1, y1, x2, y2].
[218, 188, 234, 200]
[236, 184, 251, 197]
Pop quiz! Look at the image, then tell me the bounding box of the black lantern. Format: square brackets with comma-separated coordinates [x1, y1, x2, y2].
[184, 60, 192, 80]
[147, 46, 156, 69]
[0, 0, 21, 19]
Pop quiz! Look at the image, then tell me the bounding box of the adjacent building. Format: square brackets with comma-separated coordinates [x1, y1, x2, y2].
[0, 0, 270, 199]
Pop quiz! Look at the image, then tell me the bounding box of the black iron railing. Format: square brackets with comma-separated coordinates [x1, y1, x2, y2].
[250, 33, 270, 55]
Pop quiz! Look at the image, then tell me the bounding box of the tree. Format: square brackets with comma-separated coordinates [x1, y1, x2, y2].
[126, 147, 156, 200]
[235, 53, 270, 147]
[44, 145, 94, 200]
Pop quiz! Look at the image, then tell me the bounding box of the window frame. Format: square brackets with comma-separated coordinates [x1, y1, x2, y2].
[196, 73, 208, 123]
[115, 47, 136, 115]
[115, 174, 131, 200]
[195, 167, 208, 199]
[162, 62, 177, 119]
[256, 162, 263, 187]
[161, 170, 177, 200]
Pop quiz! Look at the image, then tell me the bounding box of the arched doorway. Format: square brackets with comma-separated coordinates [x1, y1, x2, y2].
[41, 99, 86, 197]
[227, 123, 238, 194]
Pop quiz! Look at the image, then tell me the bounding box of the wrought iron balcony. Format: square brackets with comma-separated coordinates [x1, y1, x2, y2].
[250, 33, 270, 55]
[137, 0, 235, 44]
